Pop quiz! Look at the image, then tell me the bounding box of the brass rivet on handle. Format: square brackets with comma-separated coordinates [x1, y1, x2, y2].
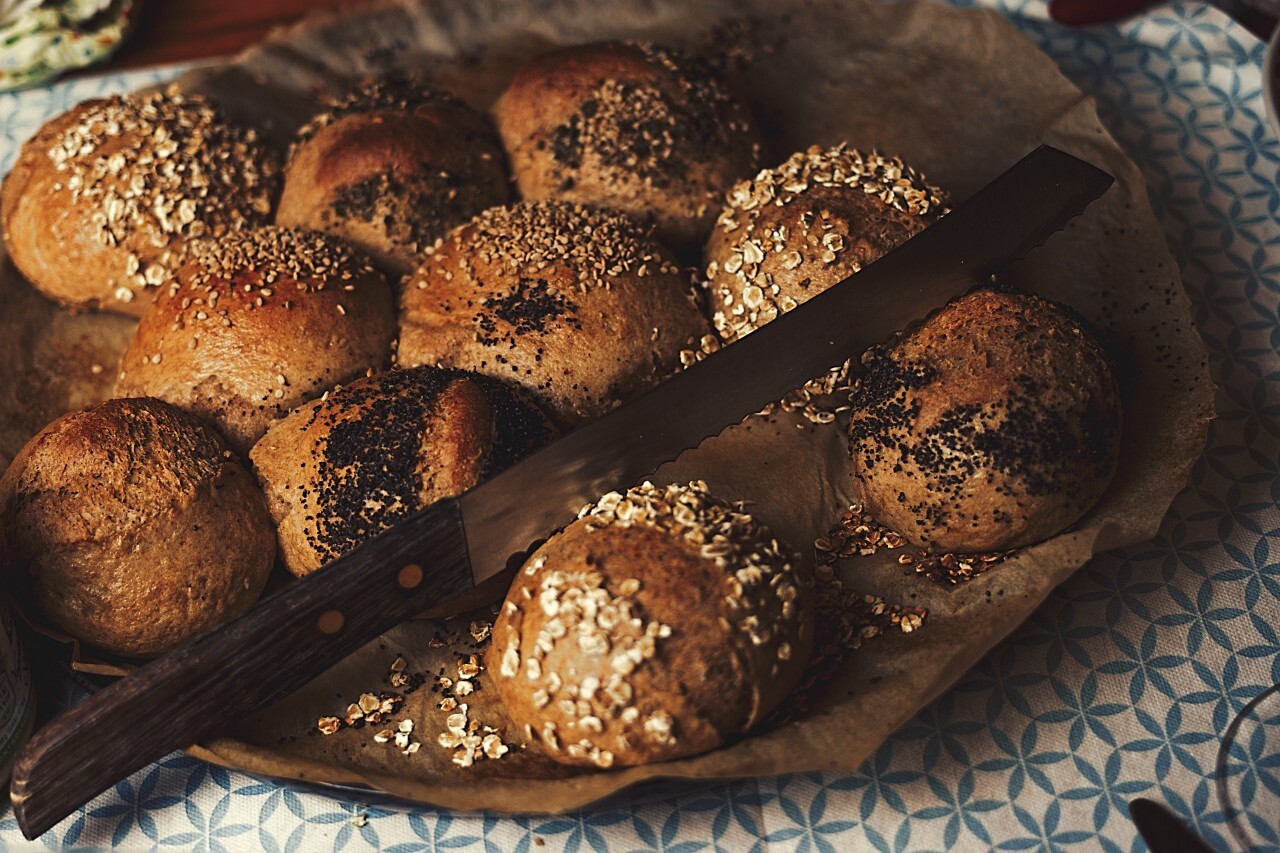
[398, 563, 424, 589]
[317, 610, 344, 634]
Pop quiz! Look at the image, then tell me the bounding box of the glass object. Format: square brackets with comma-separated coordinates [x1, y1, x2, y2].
[1216, 683, 1280, 852]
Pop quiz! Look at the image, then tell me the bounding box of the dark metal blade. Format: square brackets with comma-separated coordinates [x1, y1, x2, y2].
[459, 145, 1114, 578]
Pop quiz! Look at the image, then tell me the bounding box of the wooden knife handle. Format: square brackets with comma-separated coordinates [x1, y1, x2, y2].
[10, 497, 472, 840]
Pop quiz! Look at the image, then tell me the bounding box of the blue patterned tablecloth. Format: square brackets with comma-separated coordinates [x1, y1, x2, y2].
[1, 0, 1277, 849]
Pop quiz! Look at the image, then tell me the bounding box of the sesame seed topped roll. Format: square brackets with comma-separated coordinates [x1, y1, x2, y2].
[488, 480, 813, 769]
[115, 226, 394, 456]
[0, 85, 281, 316]
[397, 200, 712, 429]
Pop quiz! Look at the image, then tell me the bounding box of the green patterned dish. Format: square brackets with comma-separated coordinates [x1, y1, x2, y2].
[0, 0, 137, 91]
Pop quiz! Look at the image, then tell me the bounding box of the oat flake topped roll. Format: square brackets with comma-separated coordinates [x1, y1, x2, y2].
[0, 85, 280, 316]
[703, 144, 949, 421]
[487, 480, 813, 769]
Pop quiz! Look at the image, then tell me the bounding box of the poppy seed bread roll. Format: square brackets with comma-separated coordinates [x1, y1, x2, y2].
[250, 366, 554, 576]
[115, 226, 395, 456]
[0, 397, 275, 658]
[488, 480, 813, 769]
[492, 41, 761, 252]
[0, 86, 280, 316]
[277, 76, 511, 279]
[849, 289, 1123, 553]
[397, 200, 713, 429]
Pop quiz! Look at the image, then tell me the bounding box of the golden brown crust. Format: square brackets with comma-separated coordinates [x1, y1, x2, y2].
[397, 200, 712, 429]
[704, 145, 949, 344]
[492, 41, 761, 251]
[114, 226, 395, 456]
[700, 145, 948, 421]
[277, 77, 510, 280]
[487, 481, 812, 769]
[0, 87, 280, 316]
[250, 366, 554, 576]
[0, 397, 275, 658]
[849, 289, 1123, 553]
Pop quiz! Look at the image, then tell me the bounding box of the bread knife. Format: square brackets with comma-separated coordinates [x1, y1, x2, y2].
[8, 145, 1113, 839]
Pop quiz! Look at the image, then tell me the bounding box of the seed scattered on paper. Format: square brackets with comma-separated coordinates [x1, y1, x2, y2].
[431, 653, 514, 767]
[313, 614, 514, 765]
[816, 503, 1014, 584]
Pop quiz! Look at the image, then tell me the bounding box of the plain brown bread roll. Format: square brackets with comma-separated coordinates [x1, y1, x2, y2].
[276, 75, 510, 280]
[115, 225, 395, 456]
[397, 200, 713, 428]
[492, 41, 761, 252]
[487, 480, 813, 769]
[0, 397, 275, 658]
[250, 366, 554, 577]
[849, 288, 1123, 553]
[0, 86, 280, 316]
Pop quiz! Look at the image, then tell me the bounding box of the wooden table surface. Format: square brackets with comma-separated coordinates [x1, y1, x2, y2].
[105, 0, 368, 69]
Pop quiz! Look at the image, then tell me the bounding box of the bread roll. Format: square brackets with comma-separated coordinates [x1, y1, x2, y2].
[488, 480, 812, 768]
[703, 145, 948, 417]
[397, 200, 713, 428]
[277, 75, 510, 279]
[115, 226, 395, 456]
[0, 86, 280, 316]
[251, 366, 554, 576]
[705, 145, 948, 341]
[492, 41, 761, 252]
[849, 288, 1123, 553]
[0, 397, 275, 658]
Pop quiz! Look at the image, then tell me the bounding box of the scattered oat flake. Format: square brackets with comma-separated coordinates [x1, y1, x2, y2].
[482, 734, 509, 760]
[816, 503, 1013, 584]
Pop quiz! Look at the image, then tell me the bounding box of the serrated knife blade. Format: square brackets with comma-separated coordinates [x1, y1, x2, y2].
[9, 145, 1112, 840]
[460, 144, 1114, 577]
